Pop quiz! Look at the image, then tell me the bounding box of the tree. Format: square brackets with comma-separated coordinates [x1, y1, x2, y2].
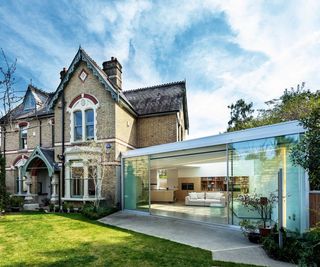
[290, 105, 320, 190]
[0, 48, 22, 128]
[0, 150, 8, 213]
[227, 99, 254, 132]
[85, 141, 112, 209]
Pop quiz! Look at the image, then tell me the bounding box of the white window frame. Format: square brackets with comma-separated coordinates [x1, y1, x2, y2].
[67, 95, 99, 143]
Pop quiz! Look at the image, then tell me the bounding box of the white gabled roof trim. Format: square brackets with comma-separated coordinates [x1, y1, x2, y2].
[122, 120, 306, 158]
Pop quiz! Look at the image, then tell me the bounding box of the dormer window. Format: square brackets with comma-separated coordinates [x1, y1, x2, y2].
[24, 93, 36, 111]
[67, 94, 99, 143]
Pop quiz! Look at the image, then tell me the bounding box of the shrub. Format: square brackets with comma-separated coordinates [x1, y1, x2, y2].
[41, 198, 50, 206]
[81, 203, 118, 220]
[62, 202, 69, 213]
[9, 196, 24, 208]
[262, 226, 320, 266]
[0, 192, 10, 213]
[48, 203, 54, 212]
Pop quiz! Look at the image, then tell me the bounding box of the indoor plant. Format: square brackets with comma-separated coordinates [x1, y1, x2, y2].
[238, 191, 278, 237]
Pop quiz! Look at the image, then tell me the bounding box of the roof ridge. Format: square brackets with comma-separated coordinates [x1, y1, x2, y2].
[124, 80, 185, 93]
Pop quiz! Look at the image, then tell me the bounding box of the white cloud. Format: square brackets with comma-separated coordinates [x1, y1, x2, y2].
[2, 0, 320, 140]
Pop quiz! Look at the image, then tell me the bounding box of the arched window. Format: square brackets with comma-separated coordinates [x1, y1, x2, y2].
[85, 109, 94, 140]
[68, 94, 99, 142]
[74, 111, 82, 141]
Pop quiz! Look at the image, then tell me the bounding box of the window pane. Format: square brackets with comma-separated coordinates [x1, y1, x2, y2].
[20, 127, 27, 149]
[86, 126, 94, 140]
[71, 167, 84, 197]
[85, 109, 94, 124]
[74, 111, 82, 140]
[75, 126, 82, 140]
[24, 94, 36, 110]
[85, 109, 94, 140]
[74, 111, 82, 125]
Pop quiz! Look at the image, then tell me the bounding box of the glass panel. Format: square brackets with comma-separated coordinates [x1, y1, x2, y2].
[20, 127, 27, 149]
[85, 109, 94, 140]
[24, 94, 36, 110]
[74, 111, 82, 140]
[229, 134, 305, 232]
[149, 147, 228, 225]
[124, 156, 149, 211]
[71, 167, 84, 197]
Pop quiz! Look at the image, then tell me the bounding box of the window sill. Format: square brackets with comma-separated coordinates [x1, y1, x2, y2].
[18, 148, 28, 153]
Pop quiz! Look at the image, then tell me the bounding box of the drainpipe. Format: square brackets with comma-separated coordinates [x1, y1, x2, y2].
[39, 119, 42, 147]
[60, 90, 65, 210]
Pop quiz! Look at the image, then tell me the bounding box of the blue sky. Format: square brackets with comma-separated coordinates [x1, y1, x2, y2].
[1, 0, 320, 138]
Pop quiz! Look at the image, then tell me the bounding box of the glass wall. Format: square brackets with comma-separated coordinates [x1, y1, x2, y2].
[123, 156, 149, 211]
[122, 134, 307, 232]
[229, 134, 306, 232]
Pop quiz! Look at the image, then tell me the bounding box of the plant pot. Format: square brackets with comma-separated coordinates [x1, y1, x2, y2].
[259, 227, 271, 237]
[247, 232, 261, 243]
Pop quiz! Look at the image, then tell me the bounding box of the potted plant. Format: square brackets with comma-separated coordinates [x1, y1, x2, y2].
[238, 192, 278, 237]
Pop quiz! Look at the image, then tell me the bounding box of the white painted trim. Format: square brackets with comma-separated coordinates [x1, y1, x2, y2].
[5, 149, 33, 155]
[54, 138, 136, 150]
[67, 95, 99, 143]
[123, 120, 305, 158]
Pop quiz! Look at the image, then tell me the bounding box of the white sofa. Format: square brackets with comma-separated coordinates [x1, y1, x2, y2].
[185, 192, 226, 207]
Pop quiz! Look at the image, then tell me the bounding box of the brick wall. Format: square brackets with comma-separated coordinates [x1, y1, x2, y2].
[137, 113, 178, 147]
[115, 104, 137, 147]
[54, 62, 116, 155]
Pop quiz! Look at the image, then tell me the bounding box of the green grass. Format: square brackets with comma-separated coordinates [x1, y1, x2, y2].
[0, 212, 215, 267]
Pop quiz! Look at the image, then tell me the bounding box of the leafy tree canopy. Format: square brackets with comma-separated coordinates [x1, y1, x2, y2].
[227, 83, 320, 132]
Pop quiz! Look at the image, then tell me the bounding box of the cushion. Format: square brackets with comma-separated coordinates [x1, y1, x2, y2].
[189, 192, 198, 200]
[206, 192, 223, 199]
[196, 192, 205, 199]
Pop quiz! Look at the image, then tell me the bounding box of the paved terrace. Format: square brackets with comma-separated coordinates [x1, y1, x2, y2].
[99, 211, 296, 267]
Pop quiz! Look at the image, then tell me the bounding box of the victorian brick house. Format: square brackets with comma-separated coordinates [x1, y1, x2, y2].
[0, 48, 189, 208]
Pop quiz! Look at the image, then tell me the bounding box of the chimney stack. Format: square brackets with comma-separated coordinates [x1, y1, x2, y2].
[102, 57, 122, 90]
[60, 67, 67, 80]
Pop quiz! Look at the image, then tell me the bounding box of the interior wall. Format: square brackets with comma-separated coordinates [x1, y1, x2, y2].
[176, 177, 201, 201]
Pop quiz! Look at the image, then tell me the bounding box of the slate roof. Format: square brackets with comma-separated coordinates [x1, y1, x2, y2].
[0, 85, 54, 123]
[1, 48, 189, 130]
[40, 148, 55, 168]
[123, 81, 189, 129]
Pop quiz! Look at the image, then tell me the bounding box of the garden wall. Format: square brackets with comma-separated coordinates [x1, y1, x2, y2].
[310, 191, 320, 227]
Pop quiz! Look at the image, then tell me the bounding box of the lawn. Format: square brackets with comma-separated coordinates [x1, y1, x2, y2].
[0, 212, 215, 267]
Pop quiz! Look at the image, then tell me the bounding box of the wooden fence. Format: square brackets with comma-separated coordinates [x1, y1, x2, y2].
[310, 191, 320, 227]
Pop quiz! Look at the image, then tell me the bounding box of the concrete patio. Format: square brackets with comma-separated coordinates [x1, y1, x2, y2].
[99, 211, 296, 267]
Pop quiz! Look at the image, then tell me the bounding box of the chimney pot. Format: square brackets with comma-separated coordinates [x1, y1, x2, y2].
[102, 57, 122, 90]
[60, 67, 67, 80]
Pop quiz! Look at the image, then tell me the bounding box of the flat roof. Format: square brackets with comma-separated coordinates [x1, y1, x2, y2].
[122, 120, 305, 158]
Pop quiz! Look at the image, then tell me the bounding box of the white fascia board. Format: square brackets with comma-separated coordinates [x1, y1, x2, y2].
[123, 120, 305, 159]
